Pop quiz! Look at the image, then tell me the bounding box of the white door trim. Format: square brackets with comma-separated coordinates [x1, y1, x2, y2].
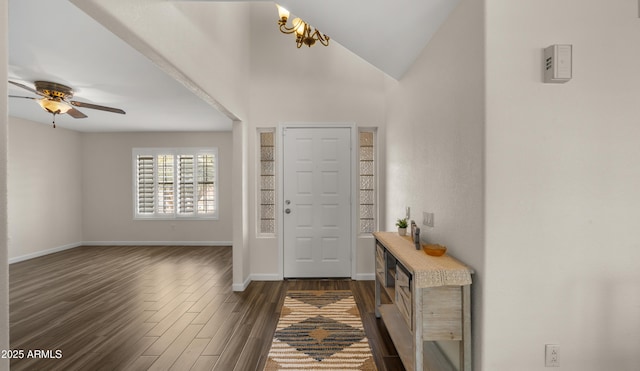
[277, 122, 357, 279]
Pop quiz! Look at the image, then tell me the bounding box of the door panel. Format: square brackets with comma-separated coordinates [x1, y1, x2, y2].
[283, 127, 351, 278]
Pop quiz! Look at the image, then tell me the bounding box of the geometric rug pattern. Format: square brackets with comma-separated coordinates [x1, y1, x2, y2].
[264, 290, 378, 371]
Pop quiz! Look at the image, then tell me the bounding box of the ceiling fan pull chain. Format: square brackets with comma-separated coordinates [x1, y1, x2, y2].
[52, 113, 56, 128]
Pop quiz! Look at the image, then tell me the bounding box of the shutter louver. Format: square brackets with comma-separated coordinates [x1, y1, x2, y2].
[197, 154, 215, 214]
[178, 155, 195, 214]
[137, 155, 155, 214]
[157, 154, 174, 214]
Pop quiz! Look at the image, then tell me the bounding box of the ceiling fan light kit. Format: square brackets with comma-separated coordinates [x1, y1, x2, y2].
[37, 98, 72, 115]
[8, 80, 125, 128]
[276, 4, 329, 48]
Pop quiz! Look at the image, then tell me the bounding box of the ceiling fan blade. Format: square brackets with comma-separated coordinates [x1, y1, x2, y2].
[70, 101, 125, 114]
[67, 108, 88, 119]
[8, 80, 47, 97]
[9, 95, 37, 100]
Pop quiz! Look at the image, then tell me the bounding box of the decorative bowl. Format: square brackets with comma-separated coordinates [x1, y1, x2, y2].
[422, 244, 447, 257]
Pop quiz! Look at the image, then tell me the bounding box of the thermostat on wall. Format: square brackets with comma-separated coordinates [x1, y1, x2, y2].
[544, 44, 572, 83]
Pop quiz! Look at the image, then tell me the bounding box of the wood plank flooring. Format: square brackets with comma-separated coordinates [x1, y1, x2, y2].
[9, 246, 405, 371]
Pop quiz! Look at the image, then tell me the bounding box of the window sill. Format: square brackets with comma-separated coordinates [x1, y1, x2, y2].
[134, 215, 219, 221]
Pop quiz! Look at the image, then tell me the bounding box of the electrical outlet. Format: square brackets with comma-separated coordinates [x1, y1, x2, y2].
[422, 212, 434, 227]
[406, 206, 410, 219]
[545, 344, 559, 367]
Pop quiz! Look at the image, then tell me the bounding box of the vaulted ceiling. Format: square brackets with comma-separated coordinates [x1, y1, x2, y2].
[7, 0, 460, 132]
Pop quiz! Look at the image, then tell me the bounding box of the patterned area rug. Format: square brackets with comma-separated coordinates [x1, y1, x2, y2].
[264, 290, 377, 371]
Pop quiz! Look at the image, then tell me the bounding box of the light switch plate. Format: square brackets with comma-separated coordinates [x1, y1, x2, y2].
[423, 212, 434, 227]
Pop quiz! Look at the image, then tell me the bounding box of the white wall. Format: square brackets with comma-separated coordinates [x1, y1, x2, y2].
[72, 0, 251, 122]
[72, 0, 251, 289]
[232, 121, 250, 290]
[1, 0, 9, 365]
[385, 0, 485, 367]
[81, 131, 233, 245]
[7, 123, 233, 258]
[8, 118, 83, 262]
[485, 0, 640, 370]
[247, 2, 388, 280]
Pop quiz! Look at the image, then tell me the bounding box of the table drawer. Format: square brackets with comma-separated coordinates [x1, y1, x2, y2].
[395, 263, 412, 330]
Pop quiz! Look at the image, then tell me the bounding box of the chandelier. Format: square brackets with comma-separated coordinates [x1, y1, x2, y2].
[276, 4, 329, 48]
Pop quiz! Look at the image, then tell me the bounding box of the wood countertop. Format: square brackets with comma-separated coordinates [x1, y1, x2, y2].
[373, 231, 473, 288]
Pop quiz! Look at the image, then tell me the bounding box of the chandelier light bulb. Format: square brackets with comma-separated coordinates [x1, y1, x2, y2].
[292, 18, 305, 35]
[276, 4, 290, 20]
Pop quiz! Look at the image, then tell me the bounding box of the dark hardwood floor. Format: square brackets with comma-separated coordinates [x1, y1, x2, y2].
[9, 246, 404, 371]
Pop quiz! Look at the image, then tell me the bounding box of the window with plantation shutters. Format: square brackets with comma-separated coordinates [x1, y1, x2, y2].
[133, 148, 218, 219]
[137, 155, 155, 214]
[158, 154, 175, 214]
[197, 154, 216, 213]
[178, 155, 195, 213]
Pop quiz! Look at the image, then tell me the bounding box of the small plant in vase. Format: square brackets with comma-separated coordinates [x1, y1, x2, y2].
[396, 218, 408, 236]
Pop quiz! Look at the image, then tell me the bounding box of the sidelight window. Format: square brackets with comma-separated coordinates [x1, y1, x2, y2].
[258, 129, 276, 235]
[359, 129, 377, 234]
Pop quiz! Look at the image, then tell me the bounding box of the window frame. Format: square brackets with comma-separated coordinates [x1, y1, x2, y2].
[133, 147, 219, 220]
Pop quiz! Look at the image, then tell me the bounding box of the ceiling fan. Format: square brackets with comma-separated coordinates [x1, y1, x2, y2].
[8, 80, 126, 128]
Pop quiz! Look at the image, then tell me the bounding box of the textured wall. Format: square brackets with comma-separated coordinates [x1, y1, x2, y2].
[81, 131, 233, 245]
[485, 0, 640, 369]
[385, 0, 485, 367]
[247, 3, 388, 279]
[8, 119, 83, 261]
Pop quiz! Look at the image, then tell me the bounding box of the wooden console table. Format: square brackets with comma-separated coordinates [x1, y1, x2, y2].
[373, 232, 473, 371]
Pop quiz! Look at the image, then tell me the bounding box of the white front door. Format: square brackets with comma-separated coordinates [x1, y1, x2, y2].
[283, 127, 352, 278]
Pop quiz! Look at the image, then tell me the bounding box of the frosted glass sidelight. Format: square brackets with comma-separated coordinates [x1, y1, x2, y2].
[360, 204, 374, 219]
[261, 220, 275, 234]
[261, 175, 275, 190]
[360, 190, 374, 205]
[261, 147, 275, 161]
[359, 146, 373, 161]
[360, 175, 374, 190]
[261, 190, 275, 205]
[261, 161, 275, 176]
[261, 131, 274, 146]
[360, 219, 374, 233]
[360, 160, 374, 175]
[359, 131, 373, 146]
[261, 205, 275, 219]
[259, 129, 277, 235]
[358, 130, 376, 234]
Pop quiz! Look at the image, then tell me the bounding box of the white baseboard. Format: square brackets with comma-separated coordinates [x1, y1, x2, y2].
[9, 241, 232, 264]
[355, 273, 375, 281]
[82, 241, 232, 246]
[251, 274, 282, 281]
[232, 275, 252, 292]
[9, 242, 82, 264]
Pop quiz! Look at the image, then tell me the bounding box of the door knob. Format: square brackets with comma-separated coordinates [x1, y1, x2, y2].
[285, 208, 291, 214]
